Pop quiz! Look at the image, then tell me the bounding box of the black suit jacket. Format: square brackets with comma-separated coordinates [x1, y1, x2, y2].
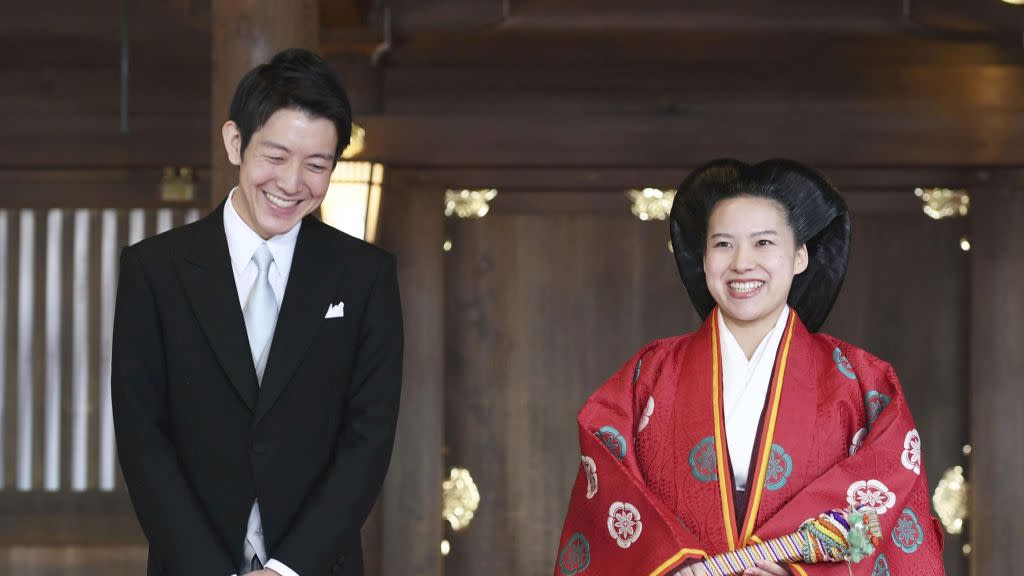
[112, 203, 403, 576]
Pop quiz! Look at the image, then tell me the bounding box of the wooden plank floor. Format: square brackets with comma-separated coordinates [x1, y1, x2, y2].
[0, 546, 147, 575]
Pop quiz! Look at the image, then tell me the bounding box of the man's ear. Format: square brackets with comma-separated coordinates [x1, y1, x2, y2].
[222, 121, 243, 166]
[794, 243, 809, 275]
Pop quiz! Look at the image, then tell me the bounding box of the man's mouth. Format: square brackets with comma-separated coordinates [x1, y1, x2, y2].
[265, 191, 300, 209]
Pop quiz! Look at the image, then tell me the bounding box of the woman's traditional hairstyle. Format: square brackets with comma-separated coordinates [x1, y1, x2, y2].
[668, 158, 851, 332]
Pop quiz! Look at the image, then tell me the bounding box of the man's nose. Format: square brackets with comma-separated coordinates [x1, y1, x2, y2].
[277, 163, 303, 194]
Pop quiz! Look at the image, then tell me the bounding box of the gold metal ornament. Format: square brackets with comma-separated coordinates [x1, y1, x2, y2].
[932, 465, 968, 535]
[445, 189, 497, 219]
[914, 188, 970, 220]
[341, 124, 366, 159]
[442, 467, 480, 532]
[160, 166, 196, 202]
[627, 188, 676, 221]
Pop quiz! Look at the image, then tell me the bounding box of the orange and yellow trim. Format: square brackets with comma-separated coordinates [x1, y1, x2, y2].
[649, 548, 709, 576]
[710, 309, 740, 550]
[739, 311, 797, 544]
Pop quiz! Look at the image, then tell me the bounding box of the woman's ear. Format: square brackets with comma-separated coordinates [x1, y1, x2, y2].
[794, 243, 809, 275]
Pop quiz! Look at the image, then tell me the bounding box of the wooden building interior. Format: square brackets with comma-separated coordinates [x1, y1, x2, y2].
[3, 0, 1024, 574]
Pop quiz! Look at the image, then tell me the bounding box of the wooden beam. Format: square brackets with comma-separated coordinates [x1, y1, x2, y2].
[376, 64, 1024, 114]
[393, 0, 505, 32]
[0, 169, 209, 208]
[0, 492, 143, 545]
[386, 0, 1024, 35]
[377, 30, 1023, 68]
[356, 106, 1024, 167]
[385, 166, 1013, 193]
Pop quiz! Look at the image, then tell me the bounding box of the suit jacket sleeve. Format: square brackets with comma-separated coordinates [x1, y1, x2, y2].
[112, 246, 237, 575]
[272, 253, 404, 574]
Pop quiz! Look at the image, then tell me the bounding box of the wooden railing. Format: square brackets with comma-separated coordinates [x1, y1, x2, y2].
[1, 207, 199, 494]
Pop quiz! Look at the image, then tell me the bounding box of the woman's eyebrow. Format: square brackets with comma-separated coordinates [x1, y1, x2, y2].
[709, 230, 779, 239]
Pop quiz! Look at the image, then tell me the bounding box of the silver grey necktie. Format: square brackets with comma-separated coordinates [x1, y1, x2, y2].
[243, 243, 277, 383]
[241, 244, 275, 572]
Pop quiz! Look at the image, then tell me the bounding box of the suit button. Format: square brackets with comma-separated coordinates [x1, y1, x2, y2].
[252, 442, 270, 454]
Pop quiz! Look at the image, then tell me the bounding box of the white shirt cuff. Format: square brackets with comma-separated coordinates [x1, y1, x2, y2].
[266, 559, 301, 576]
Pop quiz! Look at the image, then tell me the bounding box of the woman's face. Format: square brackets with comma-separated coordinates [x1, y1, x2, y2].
[703, 196, 808, 329]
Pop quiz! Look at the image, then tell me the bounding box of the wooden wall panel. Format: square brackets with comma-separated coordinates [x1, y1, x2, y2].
[1, 1, 211, 169]
[442, 192, 698, 575]
[969, 186, 1024, 576]
[376, 184, 445, 576]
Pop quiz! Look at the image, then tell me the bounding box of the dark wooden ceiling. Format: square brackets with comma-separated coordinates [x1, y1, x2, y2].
[321, 0, 1024, 167]
[327, 0, 1024, 61]
[4, 0, 1024, 168]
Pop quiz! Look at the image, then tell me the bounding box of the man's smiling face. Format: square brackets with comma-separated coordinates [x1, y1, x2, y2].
[223, 107, 338, 239]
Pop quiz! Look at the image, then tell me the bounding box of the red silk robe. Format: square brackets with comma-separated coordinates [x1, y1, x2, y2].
[554, 309, 944, 576]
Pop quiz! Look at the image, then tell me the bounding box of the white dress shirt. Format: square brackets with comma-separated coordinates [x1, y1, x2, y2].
[718, 306, 790, 491]
[224, 188, 301, 576]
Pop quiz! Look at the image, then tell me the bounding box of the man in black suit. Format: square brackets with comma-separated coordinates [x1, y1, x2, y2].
[112, 48, 403, 576]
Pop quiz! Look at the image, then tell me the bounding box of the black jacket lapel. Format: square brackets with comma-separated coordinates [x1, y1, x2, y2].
[177, 202, 259, 411]
[255, 217, 344, 424]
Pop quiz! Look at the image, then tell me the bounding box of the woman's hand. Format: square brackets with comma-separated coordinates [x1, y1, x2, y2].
[673, 564, 708, 576]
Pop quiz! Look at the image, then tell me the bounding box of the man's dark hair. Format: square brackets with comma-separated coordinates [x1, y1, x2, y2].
[229, 48, 352, 161]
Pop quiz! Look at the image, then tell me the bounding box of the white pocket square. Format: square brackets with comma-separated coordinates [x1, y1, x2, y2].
[325, 301, 345, 319]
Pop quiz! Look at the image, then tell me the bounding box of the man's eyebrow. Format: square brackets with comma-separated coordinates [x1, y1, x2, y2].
[261, 141, 334, 161]
[260, 141, 290, 152]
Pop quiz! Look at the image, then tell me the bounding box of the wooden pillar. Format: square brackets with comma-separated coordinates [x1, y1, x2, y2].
[210, 0, 319, 208]
[969, 186, 1024, 574]
[378, 179, 445, 576]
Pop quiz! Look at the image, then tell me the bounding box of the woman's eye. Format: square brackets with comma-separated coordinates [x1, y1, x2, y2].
[757, 239, 774, 247]
[714, 241, 731, 248]
[308, 165, 326, 172]
[266, 156, 285, 163]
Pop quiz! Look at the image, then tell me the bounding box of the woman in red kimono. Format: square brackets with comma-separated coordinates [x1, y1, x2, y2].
[554, 159, 944, 576]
